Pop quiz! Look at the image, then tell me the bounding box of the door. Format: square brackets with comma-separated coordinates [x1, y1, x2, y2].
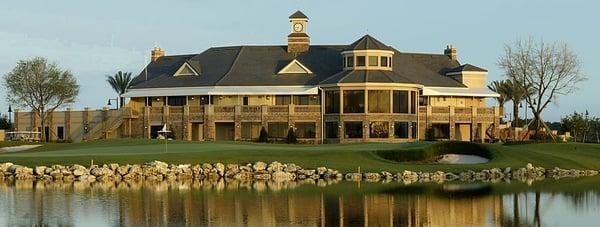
[191, 123, 203, 141]
[243, 96, 249, 106]
[215, 123, 235, 141]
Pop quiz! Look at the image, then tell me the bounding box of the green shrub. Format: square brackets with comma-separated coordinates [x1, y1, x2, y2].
[425, 127, 436, 141]
[258, 127, 269, 143]
[286, 127, 298, 144]
[374, 141, 493, 163]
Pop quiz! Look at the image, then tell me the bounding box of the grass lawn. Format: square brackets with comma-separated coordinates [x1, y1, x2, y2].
[0, 139, 599, 172]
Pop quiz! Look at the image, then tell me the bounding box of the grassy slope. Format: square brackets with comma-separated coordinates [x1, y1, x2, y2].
[0, 139, 599, 172]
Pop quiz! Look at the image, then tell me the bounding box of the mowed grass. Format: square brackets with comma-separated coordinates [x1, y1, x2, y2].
[0, 139, 599, 172]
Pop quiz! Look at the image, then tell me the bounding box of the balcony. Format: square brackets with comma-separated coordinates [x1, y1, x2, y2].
[419, 106, 499, 123]
[137, 105, 321, 122]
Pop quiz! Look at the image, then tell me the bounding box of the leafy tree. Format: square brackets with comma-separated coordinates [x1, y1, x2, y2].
[258, 126, 269, 143]
[286, 127, 298, 144]
[106, 71, 132, 108]
[499, 38, 586, 138]
[0, 114, 11, 130]
[3, 57, 79, 142]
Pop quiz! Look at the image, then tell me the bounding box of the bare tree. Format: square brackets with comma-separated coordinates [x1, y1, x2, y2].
[498, 38, 586, 138]
[3, 57, 79, 142]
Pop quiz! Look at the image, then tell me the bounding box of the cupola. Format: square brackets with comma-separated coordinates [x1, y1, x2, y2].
[287, 11, 310, 54]
[341, 35, 394, 71]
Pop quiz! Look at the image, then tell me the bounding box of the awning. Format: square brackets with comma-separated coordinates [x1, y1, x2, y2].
[422, 87, 500, 97]
[122, 86, 319, 98]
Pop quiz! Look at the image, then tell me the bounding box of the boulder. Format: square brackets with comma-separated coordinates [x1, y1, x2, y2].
[34, 166, 47, 176]
[253, 162, 267, 172]
[344, 173, 362, 181]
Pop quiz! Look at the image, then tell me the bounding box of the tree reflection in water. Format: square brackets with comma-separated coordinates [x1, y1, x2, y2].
[0, 178, 599, 226]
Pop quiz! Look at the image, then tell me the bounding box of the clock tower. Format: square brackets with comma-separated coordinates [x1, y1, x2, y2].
[287, 10, 310, 54]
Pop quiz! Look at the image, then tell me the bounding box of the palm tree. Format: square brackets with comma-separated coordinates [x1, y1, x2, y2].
[488, 80, 510, 111]
[504, 79, 534, 127]
[106, 71, 132, 108]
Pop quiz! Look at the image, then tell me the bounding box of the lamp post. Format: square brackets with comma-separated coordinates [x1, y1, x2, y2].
[8, 105, 12, 131]
[107, 98, 118, 110]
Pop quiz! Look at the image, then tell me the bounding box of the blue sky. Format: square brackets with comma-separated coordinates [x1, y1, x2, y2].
[0, 0, 598, 121]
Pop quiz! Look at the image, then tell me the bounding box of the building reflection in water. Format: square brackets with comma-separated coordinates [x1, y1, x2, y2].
[0, 180, 599, 226]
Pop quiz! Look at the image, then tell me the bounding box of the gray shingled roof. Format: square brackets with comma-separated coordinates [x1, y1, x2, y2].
[130, 44, 467, 89]
[447, 64, 488, 73]
[345, 35, 393, 51]
[289, 11, 308, 19]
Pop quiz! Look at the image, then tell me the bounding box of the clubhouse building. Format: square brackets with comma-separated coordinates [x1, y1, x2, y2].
[14, 11, 501, 143]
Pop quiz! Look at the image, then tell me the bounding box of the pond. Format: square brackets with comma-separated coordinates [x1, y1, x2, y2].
[0, 178, 599, 226]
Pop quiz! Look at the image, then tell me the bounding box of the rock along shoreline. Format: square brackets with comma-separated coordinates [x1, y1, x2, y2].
[1, 161, 599, 186]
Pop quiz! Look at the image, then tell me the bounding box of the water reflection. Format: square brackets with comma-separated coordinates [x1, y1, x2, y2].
[1, 179, 600, 226]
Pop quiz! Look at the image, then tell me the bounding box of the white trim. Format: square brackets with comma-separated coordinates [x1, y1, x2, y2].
[122, 86, 318, 97]
[174, 62, 199, 76]
[319, 82, 423, 89]
[278, 59, 313, 74]
[445, 71, 487, 76]
[422, 87, 499, 97]
[341, 50, 395, 55]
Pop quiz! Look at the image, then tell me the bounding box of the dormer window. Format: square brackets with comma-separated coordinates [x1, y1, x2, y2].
[356, 56, 366, 67]
[278, 59, 313, 74]
[174, 62, 199, 76]
[342, 35, 394, 71]
[368, 56, 378, 66]
[380, 56, 388, 67]
[345, 56, 354, 67]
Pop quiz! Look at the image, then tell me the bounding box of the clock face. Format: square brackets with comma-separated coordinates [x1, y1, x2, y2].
[293, 23, 303, 32]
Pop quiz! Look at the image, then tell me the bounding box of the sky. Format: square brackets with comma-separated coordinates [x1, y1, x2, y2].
[0, 0, 598, 121]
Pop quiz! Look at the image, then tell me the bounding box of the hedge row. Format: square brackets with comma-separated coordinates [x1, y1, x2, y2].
[374, 141, 494, 163]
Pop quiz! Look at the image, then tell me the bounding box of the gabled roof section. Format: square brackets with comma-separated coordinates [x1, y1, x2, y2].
[346, 35, 393, 51]
[174, 62, 200, 76]
[278, 59, 313, 74]
[447, 64, 488, 73]
[289, 10, 308, 19]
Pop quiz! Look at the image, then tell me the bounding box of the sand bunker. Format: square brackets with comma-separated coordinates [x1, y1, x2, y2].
[0, 145, 42, 153]
[437, 154, 489, 164]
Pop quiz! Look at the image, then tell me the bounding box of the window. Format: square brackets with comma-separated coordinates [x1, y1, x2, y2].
[325, 122, 339, 138]
[243, 97, 249, 106]
[295, 122, 316, 138]
[410, 91, 417, 114]
[381, 56, 388, 67]
[411, 122, 417, 139]
[346, 56, 354, 67]
[268, 122, 288, 138]
[275, 95, 291, 105]
[370, 122, 389, 138]
[325, 91, 340, 113]
[344, 121, 363, 138]
[419, 96, 428, 106]
[199, 96, 210, 105]
[393, 91, 409, 113]
[57, 126, 65, 140]
[432, 123, 450, 139]
[394, 122, 409, 138]
[388, 57, 392, 67]
[293, 95, 319, 105]
[241, 122, 261, 140]
[368, 90, 390, 113]
[167, 96, 186, 106]
[343, 90, 364, 113]
[368, 56, 378, 66]
[356, 56, 366, 67]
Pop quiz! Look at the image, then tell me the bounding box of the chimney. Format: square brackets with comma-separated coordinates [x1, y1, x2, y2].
[151, 46, 165, 62]
[444, 45, 457, 61]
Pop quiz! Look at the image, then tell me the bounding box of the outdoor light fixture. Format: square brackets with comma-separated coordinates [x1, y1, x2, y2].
[107, 98, 118, 110]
